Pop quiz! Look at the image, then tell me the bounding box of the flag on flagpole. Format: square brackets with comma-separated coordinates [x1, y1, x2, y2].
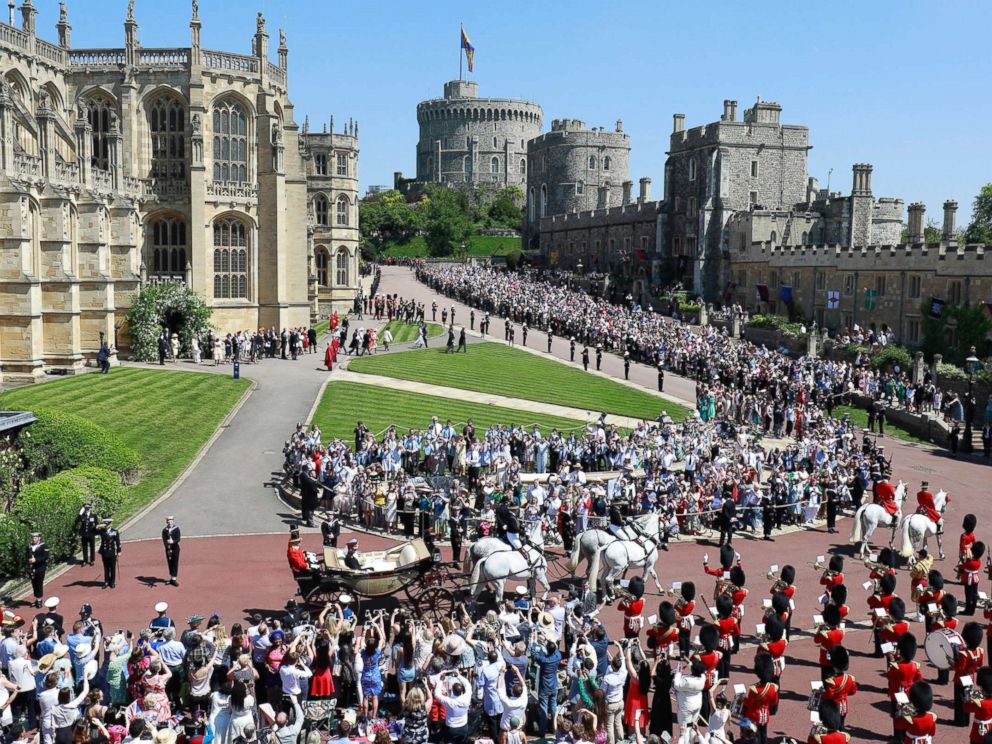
[779, 285, 793, 303]
[864, 287, 878, 310]
[928, 297, 945, 319]
[826, 290, 840, 310]
[756, 284, 770, 303]
[460, 27, 475, 72]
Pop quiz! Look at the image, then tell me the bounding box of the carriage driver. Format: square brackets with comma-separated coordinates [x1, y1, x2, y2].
[916, 481, 943, 532]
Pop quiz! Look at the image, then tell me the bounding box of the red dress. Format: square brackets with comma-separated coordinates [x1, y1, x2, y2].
[623, 676, 649, 729]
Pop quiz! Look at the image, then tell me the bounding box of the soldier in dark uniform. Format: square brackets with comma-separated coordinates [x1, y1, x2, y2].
[569, 337, 576, 362]
[581, 346, 589, 371]
[321, 513, 340, 548]
[449, 509, 464, 564]
[596, 346, 603, 371]
[657, 364, 665, 392]
[546, 330, 553, 353]
[98, 518, 122, 589]
[162, 516, 181, 586]
[27, 533, 48, 608]
[470, 309, 475, 330]
[623, 353, 630, 380]
[157, 334, 168, 365]
[75, 504, 98, 566]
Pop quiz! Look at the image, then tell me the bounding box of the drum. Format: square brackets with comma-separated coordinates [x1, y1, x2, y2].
[924, 627, 963, 670]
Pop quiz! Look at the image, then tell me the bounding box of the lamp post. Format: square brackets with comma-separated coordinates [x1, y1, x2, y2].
[963, 346, 980, 454]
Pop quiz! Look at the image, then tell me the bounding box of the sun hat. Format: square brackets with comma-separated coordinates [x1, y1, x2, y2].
[442, 634, 466, 656]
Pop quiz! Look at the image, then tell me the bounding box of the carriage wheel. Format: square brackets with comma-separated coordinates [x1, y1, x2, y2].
[416, 587, 456, 623]
[305, 585, 344, 607]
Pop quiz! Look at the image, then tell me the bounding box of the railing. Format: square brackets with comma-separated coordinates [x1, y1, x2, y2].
[142, 178, 189, 199]
[69, 48, 126, 67]
[36, 39, 67, 67]
[206, 180, 258, 199]
[91, 168, 113, 191]
[147, 274, 186, 287]
[122, 175, 143, 196]
[53, 159, 79, 185]
[200, 49, 258, 74]
[14, 152, 40, 179]
[138, 48, 189, 67]
[267, 62, 287, 88]
[0, 23, 28, 52]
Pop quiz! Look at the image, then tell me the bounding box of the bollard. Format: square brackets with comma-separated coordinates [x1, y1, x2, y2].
[233, 360, 240, 380]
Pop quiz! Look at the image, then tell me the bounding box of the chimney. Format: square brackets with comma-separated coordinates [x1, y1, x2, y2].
[673, 113, 685, 134]
[907, 202, 926, 244]
[729, 100, 738, 121]
[851, 163, 873, 196]
[597, 185, 610, 209]
[723, 100, 738, 122]
[622, 181, 633, 206]
[638, 177, 652, 203]
[942, 200, 958, 241]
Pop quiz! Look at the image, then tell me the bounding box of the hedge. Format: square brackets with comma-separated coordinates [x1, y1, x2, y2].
[0, 466, 125, 579]
[18, 409, 140, 482]
[869, 345, 914, 372]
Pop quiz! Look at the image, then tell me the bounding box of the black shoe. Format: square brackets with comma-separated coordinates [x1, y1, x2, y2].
[102, 584, 108, 589]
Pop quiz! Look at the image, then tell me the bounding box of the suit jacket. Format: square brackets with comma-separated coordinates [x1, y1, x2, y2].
[99, 529, 121, 557]
[300, 473, 320, 509]
[162, 526, 181, 552]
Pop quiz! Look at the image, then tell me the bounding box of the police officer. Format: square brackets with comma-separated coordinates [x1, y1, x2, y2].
[27, 532, 48, 608]
[623, 353, 631, 380]
[162, 516, 181, 586]
[98, 518, 122, 589]
[75, 504, 98, 566]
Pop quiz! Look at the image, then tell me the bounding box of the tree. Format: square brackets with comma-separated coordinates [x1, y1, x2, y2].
[125, 282, 212, 362]
[901, 218, 943, 244]
[965, 183, 992, 244]
[488, 191, 524, 230]
[422, 186, 472, 257]
[359, 189, 421, 252]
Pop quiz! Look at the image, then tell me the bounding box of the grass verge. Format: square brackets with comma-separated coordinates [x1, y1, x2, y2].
[833, 405, 932, 446]
[348, 342, 689, 421]
[379, 320, 444, 344]
[310, 381, 587, 442]
[0, 368, 251, 521]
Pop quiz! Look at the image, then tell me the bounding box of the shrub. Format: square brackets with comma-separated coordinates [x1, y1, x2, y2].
[125, 282, 213, 362]
[870, 345, 914, 372]
[18, 409, 140, 482]
[936, 362, 968, 382]
[747, 314, 807, 338]
[0, 466, 125, 578]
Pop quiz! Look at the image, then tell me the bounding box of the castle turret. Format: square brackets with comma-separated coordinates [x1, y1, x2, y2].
[942, 200, 958, 242]
[907, 202, 926, 244]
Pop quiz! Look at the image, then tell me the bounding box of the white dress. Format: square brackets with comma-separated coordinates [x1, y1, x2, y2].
[192, 337, 201, 364]
[209, 691, 233, 744]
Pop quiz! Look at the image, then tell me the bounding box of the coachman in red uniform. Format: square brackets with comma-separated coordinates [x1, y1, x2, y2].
[915, 480, 942, 527]
[875, 478, 900, 517]
[965, 666, 992, 743]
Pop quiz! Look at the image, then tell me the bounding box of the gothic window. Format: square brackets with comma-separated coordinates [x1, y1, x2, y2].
[336, 153, 347, 176]
[314, 195, 329, 226]
[86, 94, 116, 171]
[603, 156, 611, 171]
[335, 248, 349, 286]
[314, 153, 328, 175]
[492, 136, 498, 148]
[770, 230, 777, 244]
[149, 215, 187, 276]
[212, 217, 249, 299]
[463, 156, 472, 174]
[520, 158, 526, 175]
[212, 99, 248, 183]
[427, 157, 433, 175]
[576, 180, 584, 195]
[490, 157, 499, 174]
[315, 246, 329, 286]
[336, 195, 349, 226]
[540, 184, 547, 218]
[149, 96, 185, 180]
[588, 156, 596, 170]
[801, 231, 808, 244]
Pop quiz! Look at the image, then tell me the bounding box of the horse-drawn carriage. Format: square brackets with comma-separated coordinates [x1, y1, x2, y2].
[293, 538, 460, 621]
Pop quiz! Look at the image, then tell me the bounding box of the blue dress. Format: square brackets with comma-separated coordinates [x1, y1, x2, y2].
[360, 648, 382, 696]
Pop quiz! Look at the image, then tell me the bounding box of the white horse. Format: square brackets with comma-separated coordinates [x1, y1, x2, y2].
[849, 480, 907, 558]
[898, 489, 950, 559]
[587, 512, 665, 596]
[462, 517, 544, 575]
[568, 511, 664, 580]
[468, 543, 550, 605]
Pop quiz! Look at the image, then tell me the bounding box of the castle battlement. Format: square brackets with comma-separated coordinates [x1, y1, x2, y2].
[539, 200, 660, 229]
[747, 241, 989, 262]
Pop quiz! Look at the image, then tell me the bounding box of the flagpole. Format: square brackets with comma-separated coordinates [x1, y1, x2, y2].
[459, 23, 463, 81]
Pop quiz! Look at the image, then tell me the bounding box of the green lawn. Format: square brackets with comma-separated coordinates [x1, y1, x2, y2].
[310, 380, 586, 442]
[312, 319, 329, 336]
[834, 405, 932, 446]
[381, 235, 522, 258]
[380, 320, 444, 344]
[0, 368, 250, 520]
[348, 342, 690, 420]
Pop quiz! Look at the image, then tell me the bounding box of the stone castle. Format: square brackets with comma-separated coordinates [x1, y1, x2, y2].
[0, 0, 359, 382]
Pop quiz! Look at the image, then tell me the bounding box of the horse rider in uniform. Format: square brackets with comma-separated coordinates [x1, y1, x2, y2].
[916, 481, 942, 531]
[874, 478, 899, 519]
[495, 499, 522, 550]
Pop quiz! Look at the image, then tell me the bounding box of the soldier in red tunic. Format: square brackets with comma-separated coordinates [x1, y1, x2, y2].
[692, 624, 721, 722]
[808, 700, 849, 744]
[756, 614, 788, 683]
[964, 666, 992, 743]
[900, 681, 937, 744]
[674, 581, 696, 658]
[821, 645, 858, 731]
[887, 634, 923, 742]
[645, 601, 679, 660]
[932, 592, 960, 685]
[868, 573, 898, 657]
[617, 575, 646, 639]
[740, 653, 779, 744]
[960, 541, 985, 616]
[961, 513, 978, 561]
[714, 594, 740, 679]
[955, 623, 986, 726]
[814, 604, 845, 682]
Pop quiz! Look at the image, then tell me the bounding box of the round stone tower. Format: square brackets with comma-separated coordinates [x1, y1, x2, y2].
[525, 118, 631, 235]
[415, 80, 543, 190]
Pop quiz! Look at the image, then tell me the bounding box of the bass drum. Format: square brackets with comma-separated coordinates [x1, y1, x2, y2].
[924, 627, 963, 670]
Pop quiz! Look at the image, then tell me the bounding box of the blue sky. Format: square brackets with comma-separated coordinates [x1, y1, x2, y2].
[35, 0, 992, 224]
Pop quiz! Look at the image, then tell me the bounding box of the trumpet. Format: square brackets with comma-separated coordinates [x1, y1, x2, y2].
[769, 578, 789, 593]
[967, 684, 987, 703]
[807, 723, 827, 738]
[897, 703, 918, 718]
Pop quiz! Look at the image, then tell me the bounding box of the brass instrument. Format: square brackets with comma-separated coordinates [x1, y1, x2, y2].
[729, 683, 747, 720]
[897, 703, 918, 719]
[807, 680, 824, 711]
[807, 723, 828, 739]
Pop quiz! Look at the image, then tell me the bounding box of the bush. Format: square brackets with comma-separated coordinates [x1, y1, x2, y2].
[936, 362, 968, 382]
[18, 409, 140, 482]
[0, 466, 125, 579]
[747, 314, 807, 338]
[870, 345, 914, 372]
[125, 282, 213, 362]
